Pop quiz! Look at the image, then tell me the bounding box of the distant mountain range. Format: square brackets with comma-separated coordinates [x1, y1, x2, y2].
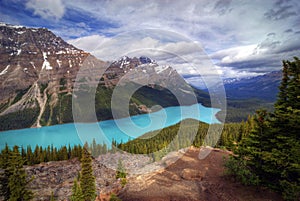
[224, 71, 282, 101]
[0, 23, 209, 131]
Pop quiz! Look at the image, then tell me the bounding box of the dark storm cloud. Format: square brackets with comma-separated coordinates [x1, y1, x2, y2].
[264, 0, 298, 20]
[284, 29, 293, 33]
[213, 0, 232, 15]
[267, 33, 276, 37]
[273, 41, 300, 54]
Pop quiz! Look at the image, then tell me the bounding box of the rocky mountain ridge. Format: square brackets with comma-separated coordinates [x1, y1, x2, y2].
[0, 23, 89, 99]
[0, 23, 205, 131]
[0, 23, 105, 129]
[224, 71, 282, 101]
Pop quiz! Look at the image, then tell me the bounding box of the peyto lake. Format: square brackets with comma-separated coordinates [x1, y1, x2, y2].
[0, 103, 220, 150]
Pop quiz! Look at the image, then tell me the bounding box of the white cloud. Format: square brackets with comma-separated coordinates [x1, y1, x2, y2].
[68, 35, 110, 52]
[2, 0, 300, 86]
[214, 65, 263, 78]
[65, 1, 299, 50]
[211, 45, 258, 64]
[68, 31, 202, 62]
[68, 29, 223, 87]
[209, 29, 300, 73]
[62, 0, 300, 79]
[26, 0, 65, 20]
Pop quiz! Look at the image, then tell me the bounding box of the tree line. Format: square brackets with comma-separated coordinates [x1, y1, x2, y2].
[0, 140, 111, 166]
[117, 118, 254, 161]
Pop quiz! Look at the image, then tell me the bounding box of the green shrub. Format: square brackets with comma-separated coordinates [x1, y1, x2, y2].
[109, 193, 121, 201]
[280, 180, 300, 201]
[224, 156, 260, 186]
[120, 178, 127, 188]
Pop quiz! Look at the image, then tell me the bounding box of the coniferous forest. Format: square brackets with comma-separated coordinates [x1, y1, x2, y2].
[0, 57, 299, 200]
[225, 57, 300, 200]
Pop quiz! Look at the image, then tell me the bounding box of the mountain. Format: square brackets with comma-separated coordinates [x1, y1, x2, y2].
[0, 23, 104, 130]
[0, 23, 209, 131]
[213, 71, 282, 122]
[224, 71, 282, 101]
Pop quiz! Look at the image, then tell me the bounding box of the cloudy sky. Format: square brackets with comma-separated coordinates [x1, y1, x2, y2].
[1, 0, 300, 83]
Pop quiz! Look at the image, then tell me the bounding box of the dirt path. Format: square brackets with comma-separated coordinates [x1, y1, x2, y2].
[118, 147, 283, 201]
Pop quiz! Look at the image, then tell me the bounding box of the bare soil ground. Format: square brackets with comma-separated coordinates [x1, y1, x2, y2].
[118, 147, 283, 201]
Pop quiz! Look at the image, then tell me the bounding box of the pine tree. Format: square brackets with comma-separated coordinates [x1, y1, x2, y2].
[233, 110, 270, 184]
[267, 57, 300, 199]
[79, 149, 96, 201]
[7, 146, 33, 201]
[116, 159, 126, 179]
[50, 191, 55, 201]
[91, 139, 97, 157]
[70, 178, 83, 201]
[0, 144, 11, 200]
[276, 60, 289, 108]
[26, 146, 33, 165]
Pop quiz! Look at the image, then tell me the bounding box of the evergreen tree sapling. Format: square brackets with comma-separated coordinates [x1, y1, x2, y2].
[71, 178, 83, 201]
[7, 146, 33, 201]
[0, 144, 11, 200]
[79, 149, 96, 201]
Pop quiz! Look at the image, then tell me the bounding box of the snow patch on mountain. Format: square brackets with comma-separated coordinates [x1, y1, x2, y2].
[155, 65, 169, 74]
[17, 49, 21, 56]
[56, 50, 66, 55]
[41, 52, 52, 70]
[0, 65, 10, 75]
[56, 60, 62, 68]
[69, 60, 72, 68]
[0, 22, 23, 29]
[29, 62, 36, 69]
[179, 88, 193, 94]
[17, 31, 26, 34]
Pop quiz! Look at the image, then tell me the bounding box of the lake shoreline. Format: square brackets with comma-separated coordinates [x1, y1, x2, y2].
[0, 103, 221, 150]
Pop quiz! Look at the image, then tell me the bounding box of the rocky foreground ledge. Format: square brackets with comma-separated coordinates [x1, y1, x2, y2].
[23, 147, 283, 201]
[23, 147, 205, 200]
[24, 151, 152, 200]
[118, 147, 283, 201]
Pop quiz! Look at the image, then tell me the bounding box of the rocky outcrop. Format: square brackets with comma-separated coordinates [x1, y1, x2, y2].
[25, 158, 116, 201]
[0, 23, 89, 102]
[180, 168, 203, 180]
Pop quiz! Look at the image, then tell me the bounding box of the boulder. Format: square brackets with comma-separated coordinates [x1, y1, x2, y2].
[180, 168, 203, 180]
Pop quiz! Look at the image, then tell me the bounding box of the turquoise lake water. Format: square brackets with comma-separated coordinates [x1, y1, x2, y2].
[0, 103, 220, 150]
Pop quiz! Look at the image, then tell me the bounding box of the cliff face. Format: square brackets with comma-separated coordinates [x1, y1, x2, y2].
[0, 23, 203, 131]
[0, 23, 107, 129]
[0, 23, 90, 101]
